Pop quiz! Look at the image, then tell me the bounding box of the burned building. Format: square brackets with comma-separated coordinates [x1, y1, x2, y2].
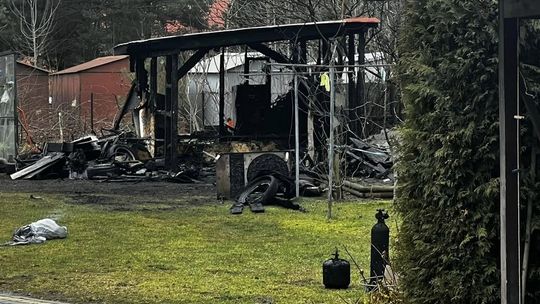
[113, 18, 380, 169]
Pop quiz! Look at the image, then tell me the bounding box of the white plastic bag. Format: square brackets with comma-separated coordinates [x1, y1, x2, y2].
[10, 219, 67, 245]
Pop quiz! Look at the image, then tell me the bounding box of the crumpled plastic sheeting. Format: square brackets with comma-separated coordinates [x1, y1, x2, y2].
[8, 219, 67, 246]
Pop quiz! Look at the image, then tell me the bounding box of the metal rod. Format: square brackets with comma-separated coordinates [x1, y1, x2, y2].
[90, 93, 94, 133]
[357, 32, 366, 138]
[294, 72, 300, 198]
[58, 112, 63, 142]
[266, 63, 393, 68]
[327, 64, 335, 220]
[348, 33, 356, 129]
[522, 147, 535, 303]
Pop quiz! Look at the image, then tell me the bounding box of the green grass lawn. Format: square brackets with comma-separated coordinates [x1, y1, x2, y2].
[0, 192, 392, 304]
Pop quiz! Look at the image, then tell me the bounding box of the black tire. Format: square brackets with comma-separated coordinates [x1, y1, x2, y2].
[237, 175, 279, 205]
[247, 154, 289, 182]
[112, 146, 136, 162]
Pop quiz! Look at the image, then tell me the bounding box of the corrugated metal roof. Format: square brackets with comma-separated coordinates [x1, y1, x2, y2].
[16, 61, 50, 73]
[52, 55, 129, 75]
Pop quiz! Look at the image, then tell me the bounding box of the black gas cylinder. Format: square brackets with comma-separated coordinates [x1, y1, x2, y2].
[323, 249, 350, 289]
[370, 209, 389, 281]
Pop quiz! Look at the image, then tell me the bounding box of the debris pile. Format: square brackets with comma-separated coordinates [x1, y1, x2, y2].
[346, 137, 393, 180]
[8, 131, 201, 183]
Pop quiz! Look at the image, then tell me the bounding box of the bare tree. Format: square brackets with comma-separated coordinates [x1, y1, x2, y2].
[8, 0, 61, 66]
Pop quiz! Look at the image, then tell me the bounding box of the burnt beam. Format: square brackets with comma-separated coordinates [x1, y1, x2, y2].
[300, 40, 307, 64]
[164, 56, 172, 167]
[248, 43, 290, 64]
[115, 20, 379, 57]
[354, 32, 366, 137]
[219, 48, 226, 138]
[177, 48, 210, 79]
[170, 54, 179, 168]
[135, 57, 147, 96]
[150, 57, 157, 110]
[347, 34, 356, 128]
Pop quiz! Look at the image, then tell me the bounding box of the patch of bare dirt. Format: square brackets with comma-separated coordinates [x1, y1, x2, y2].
[0, 175, 217, 209]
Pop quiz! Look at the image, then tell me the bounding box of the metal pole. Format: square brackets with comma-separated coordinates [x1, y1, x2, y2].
[90, 93, 94, 133]
[294, 72, 300, 198]
[58, 112, 63, 142]
[499, 0, 521, 301]
[327, 65, 335, 220]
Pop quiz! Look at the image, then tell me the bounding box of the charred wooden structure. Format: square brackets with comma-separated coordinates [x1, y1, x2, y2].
[113, 18, 379, 169]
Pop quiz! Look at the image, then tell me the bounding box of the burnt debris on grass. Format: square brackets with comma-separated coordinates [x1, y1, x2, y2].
[6, 130, 208, 184]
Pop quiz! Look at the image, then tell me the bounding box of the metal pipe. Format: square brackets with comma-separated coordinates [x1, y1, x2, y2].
[294, 72, 300, 198]
[58, 112, 63, 142]
[342, 181, 394, 193]
[266, 63, 393, 68]
[327, 64, 335, 220]
[90, 93, 94, 133]
[343, 186, 394, 199]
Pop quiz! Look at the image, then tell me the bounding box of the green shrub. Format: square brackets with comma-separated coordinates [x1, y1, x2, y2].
[396, 0, 501, 303]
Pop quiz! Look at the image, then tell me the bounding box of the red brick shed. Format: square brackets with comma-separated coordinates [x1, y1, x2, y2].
[49, 55, 131, 136]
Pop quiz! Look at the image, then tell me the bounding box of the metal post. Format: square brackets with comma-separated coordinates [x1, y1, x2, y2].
[58, 112, 63, 142]
[499, 1, 521, 302]
[328, 64, 335, 220]
[90, 93, 94, 133]
[294, 72, 300, 198]
[347, 34, 356, 126]
[356, 32, 366, 137]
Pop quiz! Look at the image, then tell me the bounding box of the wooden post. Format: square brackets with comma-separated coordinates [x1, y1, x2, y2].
[244, 47, 249, 85]
[170, 54, 179, 169]
[219, 48, 226, 139]
[165, 55, 172, 167]
[150, 57, 157, 109]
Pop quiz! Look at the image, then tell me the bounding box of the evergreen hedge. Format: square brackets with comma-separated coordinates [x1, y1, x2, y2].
[397, 0, 540, 301]
[396, 0, 501, 303]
